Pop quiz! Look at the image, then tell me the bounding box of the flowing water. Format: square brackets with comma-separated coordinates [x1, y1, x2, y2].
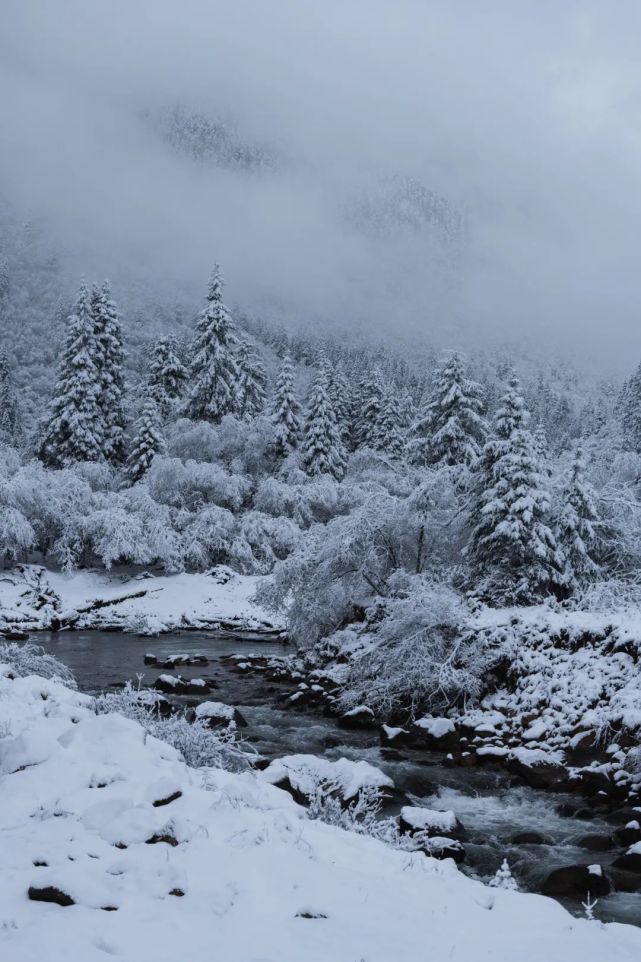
[30, 630, 641, 926]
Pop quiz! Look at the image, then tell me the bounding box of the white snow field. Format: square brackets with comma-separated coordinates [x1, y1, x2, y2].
[0, 565, 280, 633]
[2, 666, 641, 962]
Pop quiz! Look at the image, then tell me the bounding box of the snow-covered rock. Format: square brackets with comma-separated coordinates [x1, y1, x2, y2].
[261, 753, 394, 803]
[194, 701, 248, 729]
[399, 806, 465, 840]
[338, 705, 376, 729]
[410, 716, 461, 751]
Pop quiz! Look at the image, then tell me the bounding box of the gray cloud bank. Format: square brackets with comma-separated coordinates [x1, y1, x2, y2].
[1, 0, 641, 368]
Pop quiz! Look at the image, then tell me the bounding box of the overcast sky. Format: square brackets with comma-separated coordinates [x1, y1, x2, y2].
[1, 1, 640, 368]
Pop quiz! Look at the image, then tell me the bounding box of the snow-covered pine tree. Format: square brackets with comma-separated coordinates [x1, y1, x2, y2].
[467, 374, 564, 604]
[533, 421, 549, 460]
[620, 361, 641, 452]
[186, 265, 240, 423]
[489, 859, 518, 891]
[408, 351, 486, 468]
[126, 398, 165, 485]
[533, 422, 553, 480]
[38, 281, 103, 466]
[373, 388, 404, 458]
[357, 367, 385, 449]
[301, 364, 346, 479]
[327, 364, 353, 448]
[148, 334, 187, 419]
[236, 338, 267, 420]
[91, 281, 125, 463]
[399, 392, 417, 432]
[556, 447, 601, 590]
[270, 352, 301, 456]
[0, 351, 19, 444]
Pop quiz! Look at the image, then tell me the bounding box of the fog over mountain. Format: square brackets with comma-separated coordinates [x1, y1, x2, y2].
[2, 0, 641, 367]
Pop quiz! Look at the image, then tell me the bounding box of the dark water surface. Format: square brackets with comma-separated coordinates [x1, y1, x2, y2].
[32, 630, 641, 927]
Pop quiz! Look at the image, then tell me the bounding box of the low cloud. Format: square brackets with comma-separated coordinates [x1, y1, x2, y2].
[1, 0, 640, 368]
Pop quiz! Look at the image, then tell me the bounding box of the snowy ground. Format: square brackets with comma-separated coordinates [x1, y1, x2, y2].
[0, 565, 281, 634]
[2, 666, 641, 961]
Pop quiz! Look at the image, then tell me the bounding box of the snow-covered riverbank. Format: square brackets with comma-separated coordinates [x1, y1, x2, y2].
[0, 565, 282, 635]
[1, 664, 641, 962]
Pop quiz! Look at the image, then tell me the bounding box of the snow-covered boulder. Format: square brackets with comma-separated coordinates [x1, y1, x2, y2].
[380, 724, 411, 748]
[508, 748, 569, 790]
[410, 716, 461, 751]
[399, 806, 466, 841]
[194, 700, 248, 729]
[338, 705, 376, 729]
[613, 841, 641, 874]
[542, 863, 611, 897]
[421, 836, 466, 864]
[153, 675, 213, 696]
[261, 754, 394, 805]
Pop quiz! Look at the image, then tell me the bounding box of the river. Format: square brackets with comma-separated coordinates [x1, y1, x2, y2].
[30, 629, 641, 926]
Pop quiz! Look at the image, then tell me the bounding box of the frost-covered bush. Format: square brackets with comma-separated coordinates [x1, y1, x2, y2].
[51, 487, 182, 571]
[569, 577, 641, 614]
[167, 414, 278, 478]
[146, 457, 251, 512]
[260, 475, 465, 648]
[306, 778, 440, 856]
[307, 781, 398, 842]
[95, 683, 250, 771]
[254, 477, 303, 521]
[230, 511, 301, 574]
[0, 642, 76, 687]
[0, 443, 22, 477]
[179, 505, 237, 569]
[0, 461, 94, 561]
[72, 460, 117, 492]
[165, 418, 222, 462]
[0, 505, 35, 562]
[340, 578, 481, 719]
[254, 473, 350, 528]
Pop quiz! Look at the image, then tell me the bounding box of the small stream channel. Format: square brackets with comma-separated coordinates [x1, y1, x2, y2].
[30, 630, 641, 927]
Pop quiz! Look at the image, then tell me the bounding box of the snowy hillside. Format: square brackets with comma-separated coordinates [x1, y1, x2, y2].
[2, 664, 641, 962]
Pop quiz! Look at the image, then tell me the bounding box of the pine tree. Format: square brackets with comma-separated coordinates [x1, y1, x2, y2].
[467, 374, 564, 604]
[533, 422, 552, 478]
[373, 388, 404, 458]
[533, 421, 549, 460]
[489, 859, 518, 891]
[270, 352, 301, 456]
[91, 281, 125, 463]
[38, 281, 103, 466]
[236, 338, 267, 420]
[399, 392, 417, 432]
[186, 265, 239, 423]
[126, 398, 165, 485]
[409, 352, 486, 467]
[557, 447, 601, 590]
[301, 365, 346, 479]
[327, 364, 353, 448]
[620, 361, 641, 452]
[148, 334, 187, 419]
[357, 367, 385, 448]
[0, 351, 19, 444]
